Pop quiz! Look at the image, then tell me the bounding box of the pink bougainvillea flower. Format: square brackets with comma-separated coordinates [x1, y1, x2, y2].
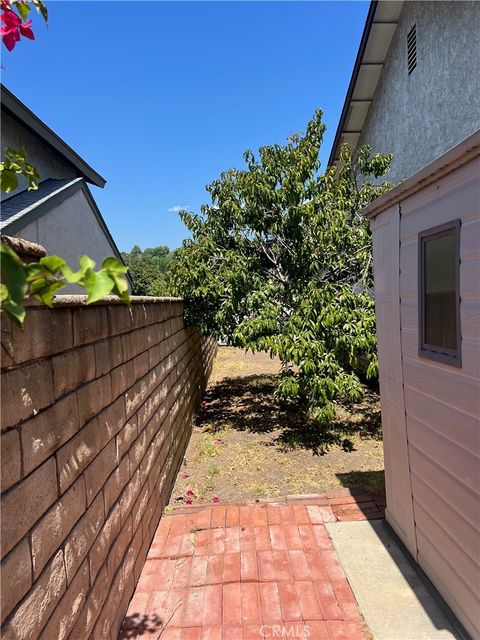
[185, 490, 195, 497]
[180, 472, 190, 480]
[1, 2, 34, 51]
[212, 497, 220, 504]
[185, 499, 193, 505]
[1, 27, 19, 50]
[19, 19, 34, 39]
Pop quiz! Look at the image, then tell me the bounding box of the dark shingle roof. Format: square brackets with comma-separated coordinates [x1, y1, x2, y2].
[0, 177, 127, 272]
[1, 178, 72, 224]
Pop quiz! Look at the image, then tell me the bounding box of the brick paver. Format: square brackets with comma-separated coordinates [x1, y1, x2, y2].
[120, 489, 383, 639]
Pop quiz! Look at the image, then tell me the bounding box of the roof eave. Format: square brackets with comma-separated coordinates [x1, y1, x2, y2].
[327, 1, 378, 168]
[1, 84, 106, 188]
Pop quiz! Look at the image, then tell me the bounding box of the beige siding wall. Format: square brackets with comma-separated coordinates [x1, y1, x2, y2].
[371, 205, 417, 555]
[372, 153, 480, 638]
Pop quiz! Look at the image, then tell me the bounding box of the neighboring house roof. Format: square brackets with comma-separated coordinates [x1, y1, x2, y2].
[328, 0, 404, 166]
[0, 177, 125, 265]
[1, 84, 106, 188]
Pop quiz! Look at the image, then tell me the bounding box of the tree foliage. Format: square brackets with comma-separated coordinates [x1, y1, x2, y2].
[121, 244, 177, 296]
[172, 109, 393, 422]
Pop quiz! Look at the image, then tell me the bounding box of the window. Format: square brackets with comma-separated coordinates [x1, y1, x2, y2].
[407, 24, 417, 74]
[419, 220, 461, 366]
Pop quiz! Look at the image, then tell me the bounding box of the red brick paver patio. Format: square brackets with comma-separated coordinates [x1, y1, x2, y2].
[120, 490, 384, 639]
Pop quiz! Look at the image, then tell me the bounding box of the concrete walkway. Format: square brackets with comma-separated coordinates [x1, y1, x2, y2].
[120, 490, 385, 639]
[326, 520, 465, 640]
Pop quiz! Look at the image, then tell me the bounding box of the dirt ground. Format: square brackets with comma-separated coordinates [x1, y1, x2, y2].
[170, 347, 385, 506]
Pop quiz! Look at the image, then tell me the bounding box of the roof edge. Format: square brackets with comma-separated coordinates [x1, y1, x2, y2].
[327, 1, 378, 167]
[362, 129, 480, 219]
[1, 84, 106, 188]
[1, 177, 128, 277]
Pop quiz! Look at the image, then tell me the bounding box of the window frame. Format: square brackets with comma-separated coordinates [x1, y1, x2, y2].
[418, 219, 461, 367]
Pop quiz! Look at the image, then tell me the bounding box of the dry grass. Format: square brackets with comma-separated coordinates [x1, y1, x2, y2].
[170, 347, 385, 506]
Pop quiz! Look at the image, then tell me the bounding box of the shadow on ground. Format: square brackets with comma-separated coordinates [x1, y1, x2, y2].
[196, 373, 381, 456]
[336, 470, 385, 496]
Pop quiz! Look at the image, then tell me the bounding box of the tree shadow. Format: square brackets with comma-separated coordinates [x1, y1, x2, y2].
[119, 612, 164, 638]
[196, 373, 381, 455]
[336, 469, 386, 497]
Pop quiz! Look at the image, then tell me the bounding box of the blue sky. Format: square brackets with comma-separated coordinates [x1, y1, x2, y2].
[3, 1, 368, 251]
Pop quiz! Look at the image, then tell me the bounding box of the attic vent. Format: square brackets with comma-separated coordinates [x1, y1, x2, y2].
[407, 24, 417, 74]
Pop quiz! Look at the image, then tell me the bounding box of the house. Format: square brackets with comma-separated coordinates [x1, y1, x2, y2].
[329, 0, 480, 183]
[0, 85, 126, 277]
[330, 2, 479, 638]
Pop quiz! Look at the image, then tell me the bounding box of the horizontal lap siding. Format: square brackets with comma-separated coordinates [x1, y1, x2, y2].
[399, 155, 480, 639]
[372, 207, 417, 555]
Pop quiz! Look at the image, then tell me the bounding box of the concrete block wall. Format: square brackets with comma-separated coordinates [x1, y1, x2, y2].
[0, 297, 216, 639]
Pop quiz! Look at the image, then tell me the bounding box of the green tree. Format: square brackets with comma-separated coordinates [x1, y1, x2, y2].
[172, 109, 393, 422]
[122, 245, 177, 296]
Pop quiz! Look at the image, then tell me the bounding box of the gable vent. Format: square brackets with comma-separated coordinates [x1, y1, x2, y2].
[407, 24, 417, 75]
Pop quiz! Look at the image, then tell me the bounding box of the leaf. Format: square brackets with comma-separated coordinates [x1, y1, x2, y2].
[0, 243, 27, 304]
[32, 0, 48, 22]
[15, 2, 31, 21]
[60, 264, 83, 283]
[0, 170, 18, 193]
[79, 255, 96, 271]
[3, 300, 26, 326]
[32, 280, 65, 307]
[39, 255, 66, 275]
[0, 283, 8, 302]
[102, 256, 128, 274]
[83, 270, 114, 304]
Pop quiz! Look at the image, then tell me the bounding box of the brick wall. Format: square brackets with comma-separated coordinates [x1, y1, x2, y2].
[0, 297, 216, 639]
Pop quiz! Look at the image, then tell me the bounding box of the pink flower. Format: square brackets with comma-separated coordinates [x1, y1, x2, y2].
[19, 19, 33, 39]
[180, 472, 190, 480]
[185, 490, 195, 497]
[214, 439, 224, 445]
[185, 499, 193, 505]
[1, 2, 34, 51]
[212, 497, 220, 504]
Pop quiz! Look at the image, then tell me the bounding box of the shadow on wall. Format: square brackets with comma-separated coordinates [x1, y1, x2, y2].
[119, 613, 164, 638]
[196, 373, 382, 456]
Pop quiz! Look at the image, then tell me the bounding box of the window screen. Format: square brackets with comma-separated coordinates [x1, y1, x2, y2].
[419, 220, 461, 365]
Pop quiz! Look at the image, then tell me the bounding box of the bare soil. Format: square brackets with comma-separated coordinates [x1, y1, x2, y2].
[170, 347, 385, 506]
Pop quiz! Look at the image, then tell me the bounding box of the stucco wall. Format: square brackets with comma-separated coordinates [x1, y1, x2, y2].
[17, 188, 121, 293]
[1, 111, 78, 200]
[0, 298, 216, 639]
[359, 1, 480, 184]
